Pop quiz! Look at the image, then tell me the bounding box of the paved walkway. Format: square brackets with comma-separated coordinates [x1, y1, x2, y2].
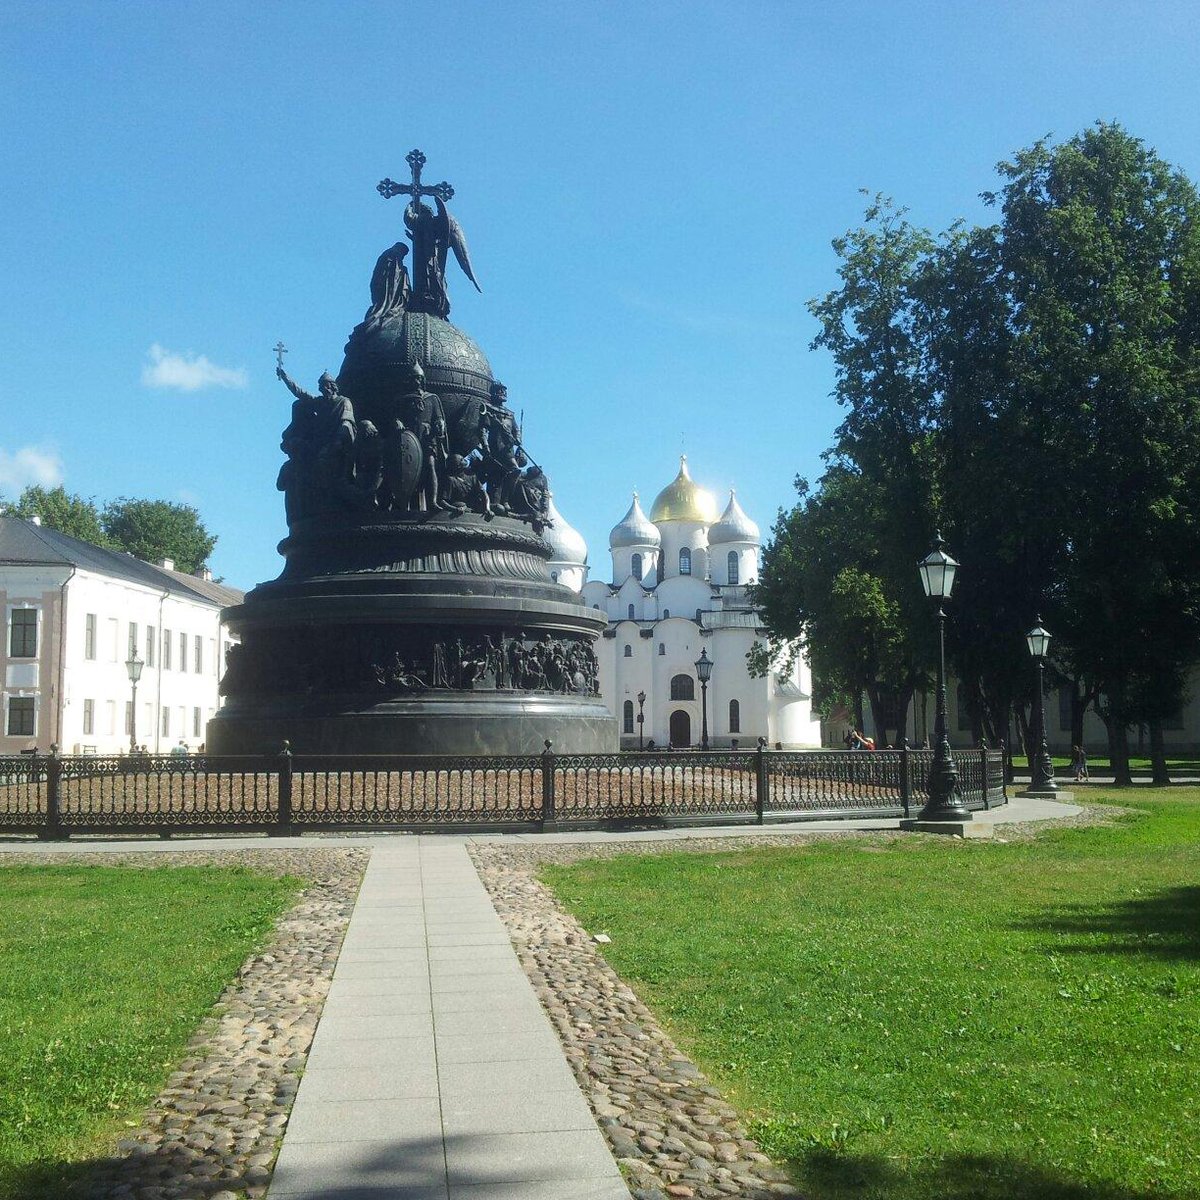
[0, 795, 1084, 1198]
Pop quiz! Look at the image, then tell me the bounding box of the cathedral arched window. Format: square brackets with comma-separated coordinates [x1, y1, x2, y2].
[658, 643, 665, 656]
[551, 571, 559, 583]
[670, 674, 695, 701]
[631, 553, 643, 580]
[628, 603, 636, 620]
[679, 547, 691, 575]
[727, 552, 739, 586]
[662, 609, 670, 619]
[623, 700, 634, 734]
[728, 699, 740, 733]
[624, 644, 632, 658]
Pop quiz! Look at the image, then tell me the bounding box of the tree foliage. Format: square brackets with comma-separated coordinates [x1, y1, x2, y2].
[100, 499, 217, 575]
[2, 486, 112, 547]
[760, 124, 1200, 779]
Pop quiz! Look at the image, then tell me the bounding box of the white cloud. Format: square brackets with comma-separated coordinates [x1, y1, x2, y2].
[141, 344, 248, 392]
[0, 445, 64, 493]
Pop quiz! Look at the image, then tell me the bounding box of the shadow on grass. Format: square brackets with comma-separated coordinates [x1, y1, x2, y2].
[797, 1149, 1184, 1200]
[1015, 885, 1200, 961]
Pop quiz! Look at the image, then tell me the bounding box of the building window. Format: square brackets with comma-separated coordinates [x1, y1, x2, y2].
[628, 603, 636, 620]
[162, 708, 170, 736]
[729, 699, 740, 733]
[623, 700, 634, 734]
[631, 553, 642, 580]
[662, 609, 670, 619]
[146, 626, 156, 667]
[83, 698, 95, 736]
[551, 571, 558, 583]
[670, 674, 695, 701]
[193, 707, 202, 737]
[727, 552, 739, 586]
[10, 609, 37, 658]
[85, 613, 97, 660]
[658, 643, 665, 656]
[623, 644, 632, 658]
[7, 697, 34, 736]
[124, 701, 133, 736]
[128, 622, 138, 658]
[163, 629, 172, 670]
[179, 632, 188, 672]
[194, 635, 203, 675]
[679, 547, 691, 575]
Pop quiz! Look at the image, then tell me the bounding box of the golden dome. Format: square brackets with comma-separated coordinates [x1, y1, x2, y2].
[649, 456, 719, 524]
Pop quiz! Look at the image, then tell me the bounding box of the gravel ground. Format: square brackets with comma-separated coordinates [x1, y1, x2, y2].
[2, 847, 368, 1200]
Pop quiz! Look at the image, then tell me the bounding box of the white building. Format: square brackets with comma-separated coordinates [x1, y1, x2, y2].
[570, 458, 823, 749]
[0, 517, 242, 755]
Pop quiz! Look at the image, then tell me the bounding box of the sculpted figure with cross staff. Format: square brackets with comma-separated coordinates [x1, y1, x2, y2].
[377, 149, 480, 319]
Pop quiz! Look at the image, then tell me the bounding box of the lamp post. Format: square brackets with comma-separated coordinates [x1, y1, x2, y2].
[694, 647, 713, 751]
[917, 534, 970, 821]
[125, 651, 144, 755]
[636, 689, 646, 751]
[1025, 619, 1058, 794]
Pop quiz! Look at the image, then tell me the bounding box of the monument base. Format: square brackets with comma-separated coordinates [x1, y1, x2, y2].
[208, 691, 616, 756]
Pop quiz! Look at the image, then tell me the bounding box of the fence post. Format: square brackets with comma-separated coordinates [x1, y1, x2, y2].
[541, 740, 557, 829]
[900, 742, 911, 819]
[755, 736, 768, 824]
[273, 741, 293, 835]
[980, 738, 991, 810]
[38, 744, 64, 840]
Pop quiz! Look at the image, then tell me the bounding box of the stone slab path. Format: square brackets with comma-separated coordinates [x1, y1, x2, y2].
[265, 838, 629, 1200]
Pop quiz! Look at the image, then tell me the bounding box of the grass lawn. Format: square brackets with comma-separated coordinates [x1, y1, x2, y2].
[0, 864, 300, 1200]
[1009, 756, 1200, 774]
[543, 790, 1200, 1199]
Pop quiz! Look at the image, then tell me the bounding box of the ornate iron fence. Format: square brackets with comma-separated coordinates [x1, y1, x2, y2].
[0, 742, 1005, 838]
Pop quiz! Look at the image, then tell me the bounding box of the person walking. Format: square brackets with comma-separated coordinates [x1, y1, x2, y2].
[1072, 744, 1089, 782]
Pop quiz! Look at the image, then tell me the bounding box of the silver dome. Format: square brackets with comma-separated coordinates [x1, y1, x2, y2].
[544, 494, 588, 565]
[708, 491, 760, 545]
[608, 492, 661, 549]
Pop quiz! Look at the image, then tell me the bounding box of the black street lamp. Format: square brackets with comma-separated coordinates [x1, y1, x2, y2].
[1025, 619, 1058, 793]
[636, 689, 646, 751]
[694, 647, 713, 751]
[917, 534, 970, 821]
[125, 651, 144, 755]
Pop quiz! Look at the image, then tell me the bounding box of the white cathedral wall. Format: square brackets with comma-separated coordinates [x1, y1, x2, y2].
[710, 543, 759, 587]
[611, 545, 658, 586]
[548, 562, 586, 592]
[657, 522, 710, 581]
[653, 575, 712, 622]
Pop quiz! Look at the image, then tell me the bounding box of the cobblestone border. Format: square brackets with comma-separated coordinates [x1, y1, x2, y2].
[469, 808, 1124, 1200]
[471, 835, 829, 1200]
[3, 847, 367, 1200]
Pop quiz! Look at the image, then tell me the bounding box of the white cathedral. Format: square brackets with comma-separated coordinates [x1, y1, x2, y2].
[544, 457, 823, 750]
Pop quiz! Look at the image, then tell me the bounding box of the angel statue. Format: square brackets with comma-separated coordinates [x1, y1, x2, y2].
[405, 195, 480, 320]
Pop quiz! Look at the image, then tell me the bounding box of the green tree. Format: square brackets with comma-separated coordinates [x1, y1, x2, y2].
[984, 123, 1200, 782]
[101, 498, 217, 574]
[752, 469, 919, 740]
[756, 197, 938, 741]
[1, 486, 112, 547]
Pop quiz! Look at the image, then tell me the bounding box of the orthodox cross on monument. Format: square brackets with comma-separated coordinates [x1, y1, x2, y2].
[273, 341, 287, 369]
[377, 149, 454, 207]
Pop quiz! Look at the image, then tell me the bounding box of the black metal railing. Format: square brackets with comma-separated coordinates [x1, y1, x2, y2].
[0, 742, 1006, 838]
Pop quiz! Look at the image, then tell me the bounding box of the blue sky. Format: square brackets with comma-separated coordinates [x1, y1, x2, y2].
[3, 2, 1198, 589]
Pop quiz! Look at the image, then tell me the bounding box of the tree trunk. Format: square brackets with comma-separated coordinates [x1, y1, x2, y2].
[1015, 704, 1032, 767]
[865, 684, 888, 746]
[854, 692, 866, 734]
[1070, 687, 1086, 755]
[897, 683, 915, 748]
[1105, 717, 1133, 786]
[1149, 718, 1170, 786]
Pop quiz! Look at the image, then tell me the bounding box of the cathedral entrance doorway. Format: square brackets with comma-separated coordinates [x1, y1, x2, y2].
[669, 709, 691, 748]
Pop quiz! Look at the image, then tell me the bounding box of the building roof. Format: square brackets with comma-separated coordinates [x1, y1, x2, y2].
[0, 517, 243, 607]
[609, 492, 661, 549]
[543, 494, 588, 566]
[708, 491, 760, 545]
[648, 456, 719, 524]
